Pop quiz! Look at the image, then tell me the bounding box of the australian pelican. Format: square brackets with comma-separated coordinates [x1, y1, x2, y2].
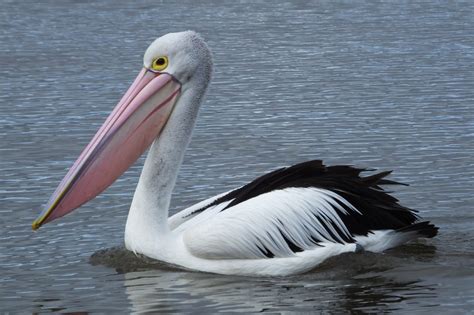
[32, 31, 438, 276]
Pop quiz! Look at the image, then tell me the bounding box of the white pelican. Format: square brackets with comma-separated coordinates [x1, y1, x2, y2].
[32, 31, 438, 276]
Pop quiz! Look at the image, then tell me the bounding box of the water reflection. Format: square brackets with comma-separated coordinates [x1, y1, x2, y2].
[122, 263, 438, 313]
[90, 245, 439, 313]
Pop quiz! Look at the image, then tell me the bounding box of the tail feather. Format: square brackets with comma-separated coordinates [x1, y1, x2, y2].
[355, 221, 438, 252]
[395, 221, 438, 238]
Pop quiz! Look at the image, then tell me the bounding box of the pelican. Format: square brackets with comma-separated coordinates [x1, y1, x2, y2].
[32, 31, 438, 276]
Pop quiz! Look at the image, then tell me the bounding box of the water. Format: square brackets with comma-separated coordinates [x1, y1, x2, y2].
[1, 0, 473, 313]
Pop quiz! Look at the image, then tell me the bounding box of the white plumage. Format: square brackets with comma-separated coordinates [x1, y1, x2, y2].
[180, 188, 358, 259]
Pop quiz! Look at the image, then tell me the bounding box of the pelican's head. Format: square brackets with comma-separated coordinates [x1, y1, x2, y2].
[143, 31, 212, 87]
[32, 31, 212, 230]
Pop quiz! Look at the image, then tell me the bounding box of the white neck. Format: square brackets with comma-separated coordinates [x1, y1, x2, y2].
[124, 79, 208, 255]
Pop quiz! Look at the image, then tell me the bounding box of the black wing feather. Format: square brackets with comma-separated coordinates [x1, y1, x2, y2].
[188, 160, 436, 240]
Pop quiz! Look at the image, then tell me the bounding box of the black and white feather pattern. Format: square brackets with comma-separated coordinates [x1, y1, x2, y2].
[171, 160, 437, 260]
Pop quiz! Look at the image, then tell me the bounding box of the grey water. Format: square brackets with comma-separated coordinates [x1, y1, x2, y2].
[1, 0, 473, 313]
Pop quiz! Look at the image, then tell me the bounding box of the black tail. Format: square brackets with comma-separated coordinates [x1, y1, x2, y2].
[396, 221, 438, 238]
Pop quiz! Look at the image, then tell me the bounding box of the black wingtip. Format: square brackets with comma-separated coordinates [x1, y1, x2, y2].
[362, 170, 410, 187]
[396, 221, 439, 238]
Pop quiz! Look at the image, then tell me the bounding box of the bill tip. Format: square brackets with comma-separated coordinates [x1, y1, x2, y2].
[32, 219, 41, 231]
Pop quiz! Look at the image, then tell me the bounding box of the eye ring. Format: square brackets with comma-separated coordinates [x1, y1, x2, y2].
[151, 56, 169, 71]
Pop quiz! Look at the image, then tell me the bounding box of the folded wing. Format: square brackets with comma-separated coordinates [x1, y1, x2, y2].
[172, 160, 436, 260]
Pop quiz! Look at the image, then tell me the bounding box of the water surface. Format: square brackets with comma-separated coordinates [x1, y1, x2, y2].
[1, 0, 473, 313]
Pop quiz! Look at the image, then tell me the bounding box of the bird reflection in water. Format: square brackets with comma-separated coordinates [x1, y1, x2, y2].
[90, 244, 438, 313]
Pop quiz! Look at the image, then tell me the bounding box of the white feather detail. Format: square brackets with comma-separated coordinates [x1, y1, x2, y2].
[354, 229, 425, 252]
[168, 189, 234, 230]
[181, 187, 361, 259]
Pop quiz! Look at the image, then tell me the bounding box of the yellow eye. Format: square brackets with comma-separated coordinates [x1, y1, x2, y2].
[151, 56, 169, 71]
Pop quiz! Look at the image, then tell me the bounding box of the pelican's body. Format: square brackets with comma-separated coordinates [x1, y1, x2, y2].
[33, 31, 437, 276]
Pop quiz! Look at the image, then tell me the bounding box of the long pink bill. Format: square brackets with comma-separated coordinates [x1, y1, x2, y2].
[32, 69, 181, 230]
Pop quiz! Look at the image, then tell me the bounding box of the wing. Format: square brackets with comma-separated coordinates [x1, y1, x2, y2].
[175, 160, 434, 260]
[168, 189, 234, 230]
